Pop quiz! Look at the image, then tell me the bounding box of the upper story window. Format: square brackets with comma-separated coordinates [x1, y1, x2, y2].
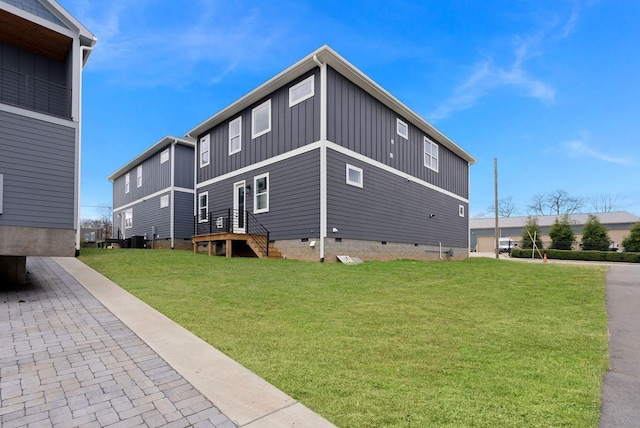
[136, 166, 142, 188]
[252, 99, 271, 139]
[397, 118, 408, 139]
[125, 173, 130, 194]
[160, 149, 169, 164]
[424, 137, 439, 172]
[229, 117, 242, 155]
[254, 173, 269, 214]
[346, 164, 363, 188]
[200, 135, 210, 167]
[289, 75, 315, 107]
[198, 192, 208, 222]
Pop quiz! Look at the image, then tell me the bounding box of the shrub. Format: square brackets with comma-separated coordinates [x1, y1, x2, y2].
[581, 214, 611, 251]
[549, 215, 575, 250]
[521, 216, 543, 250]
[622, 222, 640, 252]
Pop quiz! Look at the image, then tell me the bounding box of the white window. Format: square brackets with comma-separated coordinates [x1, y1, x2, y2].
[252, 99, 271, 139]
[125, 173, 130, 194]
[397, 118, 408, 139]
[136, 165, 142, 188]
[160, 149, 169, 164]
[200, 135, 210, 167]
[254, 173, 269, 214]
[424, 137, 439, 172]
[346, 164, 363, 188]
[459, 205, 465, 217]
[160, 195, 169, 208]
[229, 117, 242, 155]
[198, 192, 208, 222]
[289, 75, 315, 107]
[124, 209, 133, 229]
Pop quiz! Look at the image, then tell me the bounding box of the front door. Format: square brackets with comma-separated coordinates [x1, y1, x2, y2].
[233, 181, 246, 234]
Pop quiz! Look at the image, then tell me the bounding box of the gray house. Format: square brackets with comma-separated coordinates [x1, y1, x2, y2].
[0, 0, 95, 283]
[108, 136, 195, 249]
[188, 46, 476, 262]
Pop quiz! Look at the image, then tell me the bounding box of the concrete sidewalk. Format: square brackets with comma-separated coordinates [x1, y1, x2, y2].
[599, 264, 640, 428]
[0, 257, 334, 427]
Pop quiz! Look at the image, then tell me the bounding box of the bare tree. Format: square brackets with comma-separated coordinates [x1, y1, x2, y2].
[81, 205, 112, 239]
[527, 190, 585, 215]
[487, 196, 517, 217]
[590, 193, 623, 213]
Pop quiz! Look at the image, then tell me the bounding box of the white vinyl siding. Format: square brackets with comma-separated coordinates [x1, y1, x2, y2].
[251, 99, 271, 139]
[253, 173, 269, 214]
[200, 135, 210, 167]
[198, 192, 208, 222]
[125, 173, 130, 194]
[289, 75, 315, 107]
[160, 195, 169, 208]
[136, 166, 142, 188]
[424, 137, 439, 172]
[346, 164, 363, 188]
[229, 117, 242, 155]
[397, 118, 408, 139]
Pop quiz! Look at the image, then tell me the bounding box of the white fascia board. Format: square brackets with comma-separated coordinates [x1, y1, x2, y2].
[41, 0, 95, 41]
[113, 187, 191, 212]
[107, 136, 195, 182]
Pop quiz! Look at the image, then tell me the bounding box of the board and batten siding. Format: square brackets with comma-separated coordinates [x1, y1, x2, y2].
[326, 150, 468, 247]
[113, 147, 172, 208]
[196, 69, 320, 184]
[114, 193, 170, 239]
[0, 109, 76, 229]
[174, 190, 194, 239]
[174, 144, 194, 189]
[326, 66, 469, 199]
[196, 149, 321, 240]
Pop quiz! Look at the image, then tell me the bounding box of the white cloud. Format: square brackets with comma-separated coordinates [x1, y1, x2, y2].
[563, 140, 635, 165]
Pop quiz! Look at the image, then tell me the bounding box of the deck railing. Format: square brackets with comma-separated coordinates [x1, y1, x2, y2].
[193, 209, 270, 256]
[0, 67, 71, 118]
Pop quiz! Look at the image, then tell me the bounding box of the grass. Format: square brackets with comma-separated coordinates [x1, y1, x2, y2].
[79, 248, 609, 427]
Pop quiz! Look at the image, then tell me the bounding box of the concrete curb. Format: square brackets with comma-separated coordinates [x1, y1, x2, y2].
[53, 257, 335, 428]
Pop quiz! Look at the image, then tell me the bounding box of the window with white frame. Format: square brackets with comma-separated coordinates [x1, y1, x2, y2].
[252, 99, 271, 139]
[254, 173, 269, 214]
[346, 164, 363, 188]
[124, 209, 133, 229]
[397, 118, 408, 139]
[160, 149, 169, 164]
[136, 165, 142, 188]
[459, 205, 465, 217]
[229, 117, 242, 155]
[424, 137, 439, 172]
[160, 195, 169, 208]
[200, 135, 210, 167]
[198, 192, 208, 222]
[125, 173, 130, 194]
[289, 75, 315, 107]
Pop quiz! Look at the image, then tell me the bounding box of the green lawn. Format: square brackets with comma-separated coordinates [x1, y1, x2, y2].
[80, 248, 609, 427]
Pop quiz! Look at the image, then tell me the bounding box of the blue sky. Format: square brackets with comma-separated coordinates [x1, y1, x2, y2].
[61, 0, 640, 219]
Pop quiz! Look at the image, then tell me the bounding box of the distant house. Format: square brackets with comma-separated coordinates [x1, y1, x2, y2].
[0, 0, 95, 283]
[470, 211, 640, 252]
[108, 137, 195, 249]
[187, 46, 476, 261]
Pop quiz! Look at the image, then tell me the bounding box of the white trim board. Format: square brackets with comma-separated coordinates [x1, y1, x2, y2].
[113, 186, 195, 212]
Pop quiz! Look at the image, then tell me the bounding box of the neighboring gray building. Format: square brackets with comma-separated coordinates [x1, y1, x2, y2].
[471, 211, 640, 252]
[0, 0, 96, 283]
[108, 136, 195, 249]
[188, 46, 476, 262]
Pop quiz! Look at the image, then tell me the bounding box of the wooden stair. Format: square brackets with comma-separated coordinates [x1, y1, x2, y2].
[247, 234, 282, 259]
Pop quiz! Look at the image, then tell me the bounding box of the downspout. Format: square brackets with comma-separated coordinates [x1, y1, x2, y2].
[75, 38, 98, 255]
[187, 132, 197, 240]
[313, 54, 328, 262]
[170, 140, 176, 248]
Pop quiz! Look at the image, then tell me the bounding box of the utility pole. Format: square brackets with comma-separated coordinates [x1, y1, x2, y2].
[494, 158, 499, 259]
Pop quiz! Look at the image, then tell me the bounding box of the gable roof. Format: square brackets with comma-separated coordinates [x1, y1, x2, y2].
[471, 211, 640, 230]
[186, 45, 476, 165]
[107, 136, 195, 182]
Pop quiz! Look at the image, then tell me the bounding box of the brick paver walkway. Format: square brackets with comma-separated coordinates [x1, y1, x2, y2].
[0, 257, 236, 428]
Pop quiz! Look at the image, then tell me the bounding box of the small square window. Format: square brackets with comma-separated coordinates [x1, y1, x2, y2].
[289, 75, 315, 107]
[160, 149, 169, 164]
[397, 118, 408, 139]
[229, 117, 242, 155]
[459, 205, 465, 217]
[346, 164, 363, 188]
[200, 135, 210, 167]
[252, 100, 271, 139]
[160, 195, 169, 208]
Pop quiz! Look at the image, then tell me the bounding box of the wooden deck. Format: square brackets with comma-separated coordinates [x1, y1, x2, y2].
[192, 233, 282, 259]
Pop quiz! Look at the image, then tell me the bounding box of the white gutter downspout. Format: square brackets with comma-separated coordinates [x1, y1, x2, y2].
[76, 38, 97, 254]
[313, 54, 328, 262]
[170, 140, 177, 249]
[187, 132, 197, 241]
